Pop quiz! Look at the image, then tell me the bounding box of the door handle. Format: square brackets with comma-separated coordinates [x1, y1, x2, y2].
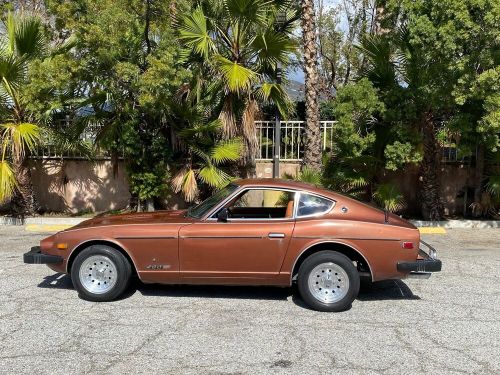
[268, 233, 285, 239]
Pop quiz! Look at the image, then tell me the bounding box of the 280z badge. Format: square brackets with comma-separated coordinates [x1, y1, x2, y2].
[145, 264, 170, 270]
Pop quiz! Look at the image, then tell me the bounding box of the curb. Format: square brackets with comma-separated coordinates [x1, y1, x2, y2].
[1, 217, 86, 226]
[25, 224, 76, 232]
[410, 220, 500, 229]
[417, 227, 447, 234]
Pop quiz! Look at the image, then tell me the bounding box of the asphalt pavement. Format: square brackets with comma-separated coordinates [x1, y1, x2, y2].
[0, 226, 499, 374]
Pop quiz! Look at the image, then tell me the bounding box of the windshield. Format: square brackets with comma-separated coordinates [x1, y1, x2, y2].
[186, 184, 239, 219]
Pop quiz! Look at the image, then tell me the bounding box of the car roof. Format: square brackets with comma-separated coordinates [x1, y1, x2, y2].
[233, 178, 338, 199]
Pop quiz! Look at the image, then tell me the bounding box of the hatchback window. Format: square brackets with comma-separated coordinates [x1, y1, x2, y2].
[297, 193, 334, 217]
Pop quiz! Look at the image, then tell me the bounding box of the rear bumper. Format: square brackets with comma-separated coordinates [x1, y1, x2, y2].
[397, 241, 442, 275]
[23, 246, 63, 264]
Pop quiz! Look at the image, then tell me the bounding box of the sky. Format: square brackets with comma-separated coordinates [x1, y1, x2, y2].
[287, 0, 352, 83]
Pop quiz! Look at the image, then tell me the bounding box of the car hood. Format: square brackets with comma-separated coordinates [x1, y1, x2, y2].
[67, 210, 190, 230]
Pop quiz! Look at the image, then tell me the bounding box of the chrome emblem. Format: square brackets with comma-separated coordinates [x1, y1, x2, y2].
[146, 264, 170, 270]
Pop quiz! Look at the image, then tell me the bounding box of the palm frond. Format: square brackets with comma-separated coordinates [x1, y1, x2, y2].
[0, 159, 17, 202]
[298, 166, 323, 186]
[255, 82, 293, 117]
[486, 175, 500, 198]
[198, 164, 231, 188]
[4, 12, 16, 55]
[179, 7, 216, 60]
[0, 54, 26, 91]
[13, 15, 45, 59]
[171, 168, 199, 202]
[43, 126, 95, 159]
[2, 122, 40, 158]
[373, 183, 406, 212]
[251, 30, 295, 68]
[224, 0, 267, 24]
[357, 34, 396, 88]
[210, 138, 242, 164]
[50, 34, 78, 57]
[214, 55, 257, 94]
[177, 119, 221, 139]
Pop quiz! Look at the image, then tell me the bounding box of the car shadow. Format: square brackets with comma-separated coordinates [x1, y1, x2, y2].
[37, 273, 74, 290]
[357, 279, 421, 301]
[37, 274, 420, 305]
[136, 281, 293, 301]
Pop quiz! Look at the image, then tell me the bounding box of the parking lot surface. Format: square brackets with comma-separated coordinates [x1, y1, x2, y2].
[1, 226, 499, 374]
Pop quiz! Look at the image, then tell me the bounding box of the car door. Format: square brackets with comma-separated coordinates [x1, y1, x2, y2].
[178, 188, 296, 281]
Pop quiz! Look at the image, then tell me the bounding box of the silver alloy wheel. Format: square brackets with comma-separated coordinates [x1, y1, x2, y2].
[307, 262, 350, 303]
[79, 255, 118, 294]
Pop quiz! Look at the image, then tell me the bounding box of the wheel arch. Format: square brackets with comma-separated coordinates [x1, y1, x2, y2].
[291, 241, 373, 282]
[67, 239, 138, 276]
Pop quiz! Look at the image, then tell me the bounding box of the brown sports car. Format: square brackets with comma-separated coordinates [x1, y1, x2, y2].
[24, 178, 441, 312]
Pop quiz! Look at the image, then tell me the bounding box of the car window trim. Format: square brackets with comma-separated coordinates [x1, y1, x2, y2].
[294, 191, 336, 219]
[187, 183, 239, 219]
[203, 186, 299, 221]
[203, 186, 336, 221]
[202, 184, 245, 220]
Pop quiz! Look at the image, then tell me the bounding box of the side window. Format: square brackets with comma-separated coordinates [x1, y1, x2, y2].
[227, 189, 296, 219]
[297, 193, 334, 217]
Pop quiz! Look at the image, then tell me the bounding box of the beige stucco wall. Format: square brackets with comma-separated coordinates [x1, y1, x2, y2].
[256, 161, 473, 216]
[382, 164, 472, 216]
[255, 162, 300, 178]
[29, 159, 477, 216]
[30, 159, 131, 213]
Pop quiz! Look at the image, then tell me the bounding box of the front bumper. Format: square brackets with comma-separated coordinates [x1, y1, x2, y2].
[23, 246, 63, 264]
[397, 241, 442, 276]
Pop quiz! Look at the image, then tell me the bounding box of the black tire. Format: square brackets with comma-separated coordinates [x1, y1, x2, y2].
[297, 251, 360, 312]
[71, 245, 132, 302]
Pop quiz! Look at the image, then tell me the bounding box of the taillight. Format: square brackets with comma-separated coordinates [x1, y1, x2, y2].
[402, 241, 414, 249]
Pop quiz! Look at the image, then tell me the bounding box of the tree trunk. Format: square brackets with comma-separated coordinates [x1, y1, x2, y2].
[473, 144, 485, 203]
[420, 115, 443, 220]
[373, 1, 387, 34]
[301, 0, 322, 172]
[241, 99, 258, 178]
[11, 157, 37, 217]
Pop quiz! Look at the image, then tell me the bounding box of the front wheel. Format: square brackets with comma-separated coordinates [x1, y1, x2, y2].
[71, 245, 132, 302]
[297, 251, 360, 312]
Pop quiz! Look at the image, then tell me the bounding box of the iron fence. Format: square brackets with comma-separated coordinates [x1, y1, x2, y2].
[256, 120, 336, 161]
[31, 119, 478, 164]
[30, 121, 117, 159]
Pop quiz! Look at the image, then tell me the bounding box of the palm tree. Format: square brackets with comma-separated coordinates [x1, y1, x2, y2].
[171, 120, 242, 202]
[286, 157, 406, 213]
[178, 0, 298, 176]
[0, 12, 45, 215]
[301, 0, 322, 172]
[372, 183, 406, 213]
[358, 26, 444, 220]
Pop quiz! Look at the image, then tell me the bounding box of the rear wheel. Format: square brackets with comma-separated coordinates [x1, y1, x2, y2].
[297, 251, 360, 312]
[71, 245, 132, 302]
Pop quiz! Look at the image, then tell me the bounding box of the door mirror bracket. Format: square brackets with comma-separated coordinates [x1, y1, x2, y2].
[217, 208, 229, 222]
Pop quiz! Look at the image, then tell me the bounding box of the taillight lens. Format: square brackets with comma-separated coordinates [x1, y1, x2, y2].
[402, 241, 414, 249]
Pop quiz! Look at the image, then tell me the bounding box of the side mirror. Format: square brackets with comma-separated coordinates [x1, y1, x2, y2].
[217, 208, 229, 222]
